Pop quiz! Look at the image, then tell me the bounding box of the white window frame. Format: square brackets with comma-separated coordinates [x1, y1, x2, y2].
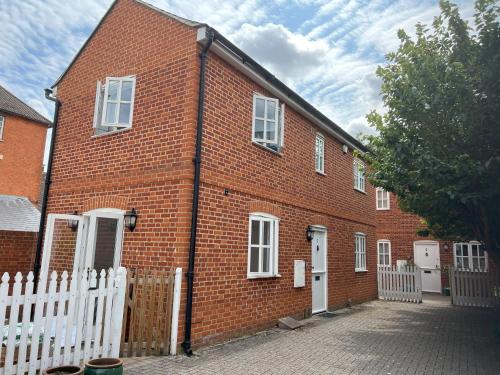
[453, 242, 488, 271]
[247, 213, 280, 278]
[355, 232, 367, 272]
[94, 76, 136, 132]
[0, 115, 4, 140]
[353, 158, 366, 192]
[252, 94, 284, 151]
[377, 240, 391, 266]
[315, 133, 325, 174]
[376, 188, 390, 210]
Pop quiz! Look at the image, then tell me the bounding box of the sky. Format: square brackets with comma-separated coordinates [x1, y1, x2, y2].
[0, 0, 475, 166]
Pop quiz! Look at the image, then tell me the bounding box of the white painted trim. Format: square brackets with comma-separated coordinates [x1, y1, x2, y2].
[252, 93, 280, 147]
[376, 188, 390, 210]
[453, 241, 488, 271]
[101, 76, 136, 129]
[0, 115, 4, 140]
[207, 41, 364, 153]
[315, 133, 325, 174]
[377, 240, 392, 266]
[354, 232, 367, 272]
[170, 267, 182, 355]
[247, 213, 280, 278]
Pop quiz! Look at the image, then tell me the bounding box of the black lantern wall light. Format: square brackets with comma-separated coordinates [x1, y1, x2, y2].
[124, 208, 138, 232]
[306, 225, 314, 242]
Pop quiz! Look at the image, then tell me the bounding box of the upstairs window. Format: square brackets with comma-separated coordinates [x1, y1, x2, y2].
[355, 233, 367, 271]
[252, 94, 285, 152]
[376, 188, 390, 210]
[248, 213, 279, 278]
[353, 158, 365, 192]
[315, 134, 325, 174]
[93, 76, 136, 135]
[0, 115, 4, 140]
[454, 242, 488, 271]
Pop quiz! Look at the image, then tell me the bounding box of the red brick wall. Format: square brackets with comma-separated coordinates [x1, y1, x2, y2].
[47, 0, 377, 348]
[0, 113, 46, 203]
[0, 231, 36, 276]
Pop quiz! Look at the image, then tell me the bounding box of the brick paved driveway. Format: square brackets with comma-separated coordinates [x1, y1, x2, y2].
[124, 297, 500, 374]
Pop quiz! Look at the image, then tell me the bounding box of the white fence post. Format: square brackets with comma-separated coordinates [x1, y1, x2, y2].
[110, 267, 127, 358]
[170, 268, 182, 355]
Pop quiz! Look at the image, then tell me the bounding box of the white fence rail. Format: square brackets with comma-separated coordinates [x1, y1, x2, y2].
[0, 267, 126, 375]
[449, 268, 500, 307]
[377, 265, 422, 303]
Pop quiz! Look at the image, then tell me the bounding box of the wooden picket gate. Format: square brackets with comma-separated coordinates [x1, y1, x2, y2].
[449, 268, 500, 307]
[119, 268, 177, 357]
[377, 265, 422, 303]
[0, 268, 127, 375]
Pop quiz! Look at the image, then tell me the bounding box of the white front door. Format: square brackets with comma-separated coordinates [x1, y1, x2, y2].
[414, 241, 441, 293]
[311, 229, 327, 313]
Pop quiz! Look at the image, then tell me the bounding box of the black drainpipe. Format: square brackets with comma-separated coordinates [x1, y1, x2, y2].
[33, 88, 61, 290]
[181, 30, 214, 356]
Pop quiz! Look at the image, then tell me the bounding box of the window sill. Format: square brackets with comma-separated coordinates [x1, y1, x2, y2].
[92, 127, 132, 138]
[376, 207, 390, 211]
[316, 170, 326, 176]
[247, 273, 282, 279]
[252, 141, 282, 156]
[354, 187, 367, 195]
[355, 269, 368, 273]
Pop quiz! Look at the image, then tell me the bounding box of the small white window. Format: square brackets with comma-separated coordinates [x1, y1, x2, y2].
[248, 213, 279, 278]
[376, 188, 390, 210]
[0, 115, 4, 140]
[377, 240, 391, 266]
[315, 134, 325, 174]
[454, 242, 488, 271]
[355, 233, 367, 271]
[353, 158, 365, 192]
[252, 94, 285, 152]
[93, 76, 136, 135]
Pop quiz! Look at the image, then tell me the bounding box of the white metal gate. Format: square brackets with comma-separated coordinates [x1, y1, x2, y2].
[377, 265, 422, 303]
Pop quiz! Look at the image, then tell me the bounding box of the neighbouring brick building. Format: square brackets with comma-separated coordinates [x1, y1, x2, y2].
[375, 188, 491, 294]
[0, 85, 50, 275]
[42, 0, 377, 350]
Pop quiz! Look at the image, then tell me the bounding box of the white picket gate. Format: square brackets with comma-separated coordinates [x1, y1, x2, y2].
[0, 267, 126, 375]
[449, 268, 500, 307]
[377, 265, 422, 303]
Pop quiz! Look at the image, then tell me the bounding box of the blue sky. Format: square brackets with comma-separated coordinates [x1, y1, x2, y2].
[0, 0, 474, 165]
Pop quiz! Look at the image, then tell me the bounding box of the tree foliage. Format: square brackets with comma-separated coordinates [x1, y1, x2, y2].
[365, 0, 500, 261]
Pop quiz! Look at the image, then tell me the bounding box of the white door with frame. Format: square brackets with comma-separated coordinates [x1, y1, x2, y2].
[414, 241, 441, 293]
[311, 228, 327, 313]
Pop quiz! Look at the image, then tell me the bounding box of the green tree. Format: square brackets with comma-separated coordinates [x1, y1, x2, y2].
[365, 0, 500, 262]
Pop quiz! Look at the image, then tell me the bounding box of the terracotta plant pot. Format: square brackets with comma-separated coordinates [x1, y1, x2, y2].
[84, 358, 123, 375]
[43, 365, 83, 375]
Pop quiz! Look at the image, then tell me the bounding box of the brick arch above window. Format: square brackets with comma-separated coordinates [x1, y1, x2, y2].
[247, 200, 282, 218]
[83, 195, 130, 212]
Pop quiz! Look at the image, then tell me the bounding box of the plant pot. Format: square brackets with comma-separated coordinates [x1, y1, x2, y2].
[43, 365, 83, 375]
[84, 358, 123, 375]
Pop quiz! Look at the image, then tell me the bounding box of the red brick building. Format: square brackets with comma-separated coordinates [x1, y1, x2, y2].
[42, 0, 377, 351]
[375, 189, 491, 293]
[0, 85, 50, 275]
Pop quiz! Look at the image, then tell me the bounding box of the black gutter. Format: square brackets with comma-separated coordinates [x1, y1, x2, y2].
[181, 30, 214, 356]
[33, 89, 61, 290]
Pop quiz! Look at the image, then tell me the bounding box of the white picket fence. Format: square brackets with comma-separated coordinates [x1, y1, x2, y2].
[377, 265, 422, 303]
[0, 267, 126, 375]
[449, 268, 500, 307]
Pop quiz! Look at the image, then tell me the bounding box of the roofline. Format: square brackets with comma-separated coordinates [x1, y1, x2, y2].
[198, 27, 367, 152]
[51, 0, 201, 89]
[0, 109, 51, 127]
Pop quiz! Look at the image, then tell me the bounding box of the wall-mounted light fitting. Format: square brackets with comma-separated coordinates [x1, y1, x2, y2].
[342, 144, 348, 154]
[67, 211, 79, 232]
[306, 225, 314, 242]
[124, 208, 138, 232]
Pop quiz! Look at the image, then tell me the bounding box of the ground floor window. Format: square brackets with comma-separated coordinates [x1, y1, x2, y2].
[248, 213, 279, 278]
[454, 242, 488, 271]
[377, 240, 391, 266]
[355, 233, 366, 271]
